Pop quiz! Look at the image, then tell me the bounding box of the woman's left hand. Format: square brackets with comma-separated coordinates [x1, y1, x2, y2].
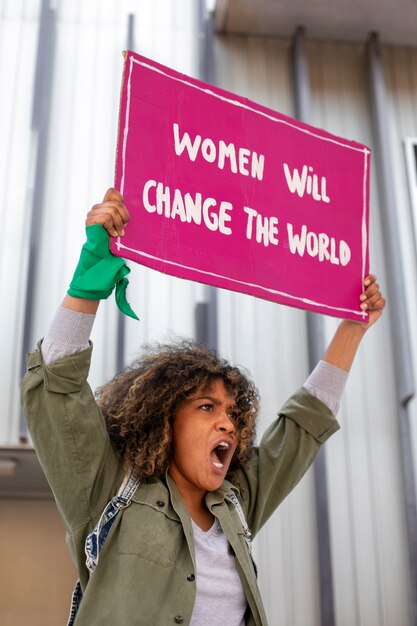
[358, 274, 386, 331]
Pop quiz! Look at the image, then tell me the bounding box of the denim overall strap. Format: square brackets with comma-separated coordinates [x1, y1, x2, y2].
[225, 492, 252, 552]
[67, 467, 139, 626]
[67, 582, 83, 626]
[85, 467, 140, 573]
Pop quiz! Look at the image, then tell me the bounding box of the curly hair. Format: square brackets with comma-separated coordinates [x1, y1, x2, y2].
[96, 340, 259, 483]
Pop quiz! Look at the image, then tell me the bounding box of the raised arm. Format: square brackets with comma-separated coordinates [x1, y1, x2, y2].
[22, 188, 132, 531]
[41, 188, 132, 365]
[322, 274, 386, 372]
[62, 187, 130, 315]
[236, 275, 386, 533]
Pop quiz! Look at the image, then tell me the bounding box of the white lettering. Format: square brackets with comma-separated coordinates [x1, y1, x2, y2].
[142, 179, 233, 236]
[173, 123, 264, 180]
[239, 148, 250, 176]
[244, 206, 257, 240]
[287, 223, 307, 256]
[171, 189, 187, 222]
[318, 232, 330, 261]
[286, 223, 351, 266]
[321, 177, 330, 203]
[269, 217, 279, 245]
[201, 138, 216, 163]
[312, 174, 321, 201]
[202, 198, 218, 231]
[173, 123, 201, 161]
[143, 180, 157, 213]
[256, 214, 270, 246]
[218, 141, 238, 173]
[218, 202, 233, 235]
[306, 230, 318, 256]
[184, 192, 202, 225]
[244, 207, 279, 247]
[307, 167, 313, 196]
[156, 182, 171, 217]
[283, 163, 331, 203]
[251, 153, 265, 181]
[339, 241, 351, 266]
[201, 199, 232, 234]
[283, 163, 308, 197]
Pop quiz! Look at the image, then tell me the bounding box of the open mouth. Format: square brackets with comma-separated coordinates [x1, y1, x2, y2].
[210, 440, 232, 470]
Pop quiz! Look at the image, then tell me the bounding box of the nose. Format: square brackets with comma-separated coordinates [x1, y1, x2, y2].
[216, 410, 235, 435]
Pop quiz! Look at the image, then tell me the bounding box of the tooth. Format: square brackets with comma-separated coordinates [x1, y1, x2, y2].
[213, 461, 223, 468]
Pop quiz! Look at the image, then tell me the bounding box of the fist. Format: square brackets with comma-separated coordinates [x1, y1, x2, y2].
[86, 188, 130, 238]
[358, 274, 386, 330]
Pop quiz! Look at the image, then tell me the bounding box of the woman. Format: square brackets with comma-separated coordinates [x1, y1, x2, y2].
[22, 188, 385, 626]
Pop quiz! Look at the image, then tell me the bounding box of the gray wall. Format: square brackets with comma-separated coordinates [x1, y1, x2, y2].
[1, 2, 417, 625]
[0, 0, 200, 442]
[214, 34, 417, 626]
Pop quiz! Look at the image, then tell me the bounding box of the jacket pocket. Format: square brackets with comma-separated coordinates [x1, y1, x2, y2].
[118, 501, 183, 567]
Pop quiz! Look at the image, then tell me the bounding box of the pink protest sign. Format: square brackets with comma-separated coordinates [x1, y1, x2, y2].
[113, 51, 370, 321]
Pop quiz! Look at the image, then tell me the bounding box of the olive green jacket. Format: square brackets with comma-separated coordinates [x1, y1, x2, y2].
[21, 342, 339, 626]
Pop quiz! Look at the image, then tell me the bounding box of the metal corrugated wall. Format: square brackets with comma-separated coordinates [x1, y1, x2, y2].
[310, 41, 413, 626]
[2, 2, 417, 624]
[214, 34, 417, 626]
[213, 35, 324, 625]
[0, 1, 40, 442]
[0, 0, 201, 442]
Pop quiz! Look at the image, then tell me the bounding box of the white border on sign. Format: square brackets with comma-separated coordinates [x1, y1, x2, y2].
[118, 54, 369, 320]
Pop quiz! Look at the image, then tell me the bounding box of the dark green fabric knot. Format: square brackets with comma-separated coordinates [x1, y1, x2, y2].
[67, 224, 139, 320]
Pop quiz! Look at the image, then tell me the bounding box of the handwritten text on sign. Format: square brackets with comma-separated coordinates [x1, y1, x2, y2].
[113, 52, 370, 321]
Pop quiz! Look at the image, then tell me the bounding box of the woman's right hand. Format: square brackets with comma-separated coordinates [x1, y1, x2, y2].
[62, 188, 131, 314]
[86, 187, 130, 238]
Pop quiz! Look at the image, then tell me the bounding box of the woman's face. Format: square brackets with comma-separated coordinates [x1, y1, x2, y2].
[169, 378, 239, 498]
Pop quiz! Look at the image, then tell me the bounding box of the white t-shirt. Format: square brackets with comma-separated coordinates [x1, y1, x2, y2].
[190, 518, 247, 626]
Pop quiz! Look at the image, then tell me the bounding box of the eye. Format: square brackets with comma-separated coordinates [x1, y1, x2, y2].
[199, 403, 214, 412]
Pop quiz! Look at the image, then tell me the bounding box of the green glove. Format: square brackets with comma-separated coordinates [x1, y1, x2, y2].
[67, 224, 139, 320]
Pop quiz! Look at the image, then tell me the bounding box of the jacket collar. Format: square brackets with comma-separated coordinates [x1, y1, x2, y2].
[163, 470, 237, 509]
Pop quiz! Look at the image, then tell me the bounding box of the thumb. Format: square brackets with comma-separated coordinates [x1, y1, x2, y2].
[103, 187, 123, 204]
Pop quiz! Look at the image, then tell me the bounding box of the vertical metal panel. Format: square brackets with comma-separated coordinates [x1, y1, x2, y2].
[382, 45, 417, 426]
[195, 0, 218, 351]
[20, 0, 200, 392]
[0, 0, 201, 440]
[19, 0, 56, 440]
[367, 35, 415, 404]
[122, 0, 203, 369]
[213, 31, 322, 626]
[292, 27, 335, 626]
[198, 0, 214, 83]
[116, 12, 135, 374]
[308, 38, 412, 626]
[309, 40, 382, 626]
[367, 32, 417, 625]
[383, 49, 417, 539]
[1, 5, 416, 625]
[214, 31, 416, 626]
[404, 137, 417, 242]
[214, 0, 230, 33]
[0, 3, 40, 442]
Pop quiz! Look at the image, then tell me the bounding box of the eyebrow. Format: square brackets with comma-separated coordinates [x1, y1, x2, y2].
[192, 395, 237, 408]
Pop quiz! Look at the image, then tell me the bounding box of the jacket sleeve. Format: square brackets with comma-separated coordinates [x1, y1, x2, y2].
[236, 387, 340, 536]
[21, 341, 122, 532]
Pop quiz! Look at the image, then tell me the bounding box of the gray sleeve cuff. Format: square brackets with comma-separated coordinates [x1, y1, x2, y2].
[41, 306, 96, 365]
[303, 360, 348, 416]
